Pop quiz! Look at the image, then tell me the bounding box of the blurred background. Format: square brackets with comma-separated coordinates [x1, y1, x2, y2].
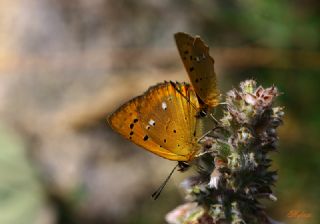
[0, 0, 319, 223]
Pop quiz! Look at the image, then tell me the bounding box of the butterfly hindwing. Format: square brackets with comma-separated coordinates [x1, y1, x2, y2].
[174, 32, 219, 108]
[108, 82, 203, 161]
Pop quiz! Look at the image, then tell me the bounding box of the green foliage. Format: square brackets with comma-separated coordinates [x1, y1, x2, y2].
[0, 124, 45, 224]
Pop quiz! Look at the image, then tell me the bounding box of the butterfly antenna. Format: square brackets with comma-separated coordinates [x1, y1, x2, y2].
[170, 81, 200, 112]
[169, 81, 218, 121]
[151, 163, 179, 200]
[197, 126, 223, 143]
[170, 81, 222, 128]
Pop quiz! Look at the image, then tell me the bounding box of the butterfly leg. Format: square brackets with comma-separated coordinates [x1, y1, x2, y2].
[209, 113, 220, 125]
[197, 126, 223, 143]
[207, 101, 231, 125]
[195, 136, 219, 158]
[195, 149, 217, 158]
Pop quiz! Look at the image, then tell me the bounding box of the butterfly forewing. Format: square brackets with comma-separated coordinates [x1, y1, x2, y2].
[108, 82, 203, 161]
[174, 32, 219, 108]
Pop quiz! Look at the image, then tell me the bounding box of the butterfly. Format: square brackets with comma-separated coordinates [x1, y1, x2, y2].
[174, 32, 219, 109]
[108, 81, 204, 162]
[108, 33, 219, 199]
[108, 32, 219, 162]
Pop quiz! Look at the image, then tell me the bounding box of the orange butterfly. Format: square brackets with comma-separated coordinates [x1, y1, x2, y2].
[108, 33, 219, 162]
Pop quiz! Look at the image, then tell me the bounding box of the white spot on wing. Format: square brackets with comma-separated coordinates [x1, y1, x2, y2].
[149, 119, 155, 126]
[162, 101, 167, 110]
